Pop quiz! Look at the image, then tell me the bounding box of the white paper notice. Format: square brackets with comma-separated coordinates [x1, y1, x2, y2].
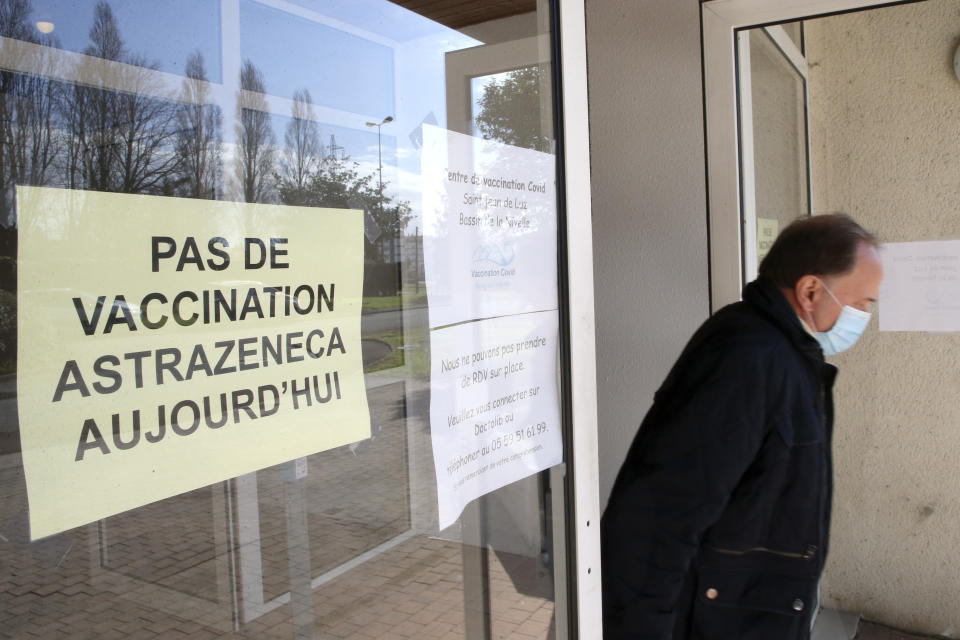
[880, 240, 960, 332]
[757, 218, 779, 262]
[430, 311, 562, 530]
[421, 124, 557, 328]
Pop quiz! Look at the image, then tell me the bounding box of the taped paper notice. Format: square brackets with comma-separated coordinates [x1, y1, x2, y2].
[880, 240, 960, 332]
[429, 311, 562, 530]
[421, 125, 557, 328]
[421, 128, 562, 530]
[757, 218, 779, 262]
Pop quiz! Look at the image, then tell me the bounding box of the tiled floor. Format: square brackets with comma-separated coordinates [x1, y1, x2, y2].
[0, 530, 555, 639]
[815, 609, 947, 640]
[0, 380, 558, 639]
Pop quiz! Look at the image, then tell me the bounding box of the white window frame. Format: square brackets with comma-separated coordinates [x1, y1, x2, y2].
[557, 0, 603, 636]
[702, 0, 920, 310]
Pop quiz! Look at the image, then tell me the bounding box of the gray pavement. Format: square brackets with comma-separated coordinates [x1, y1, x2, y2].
[857, 622, 946, 640]
[361, 307, 428, 335]
[813, 608, 947, 640]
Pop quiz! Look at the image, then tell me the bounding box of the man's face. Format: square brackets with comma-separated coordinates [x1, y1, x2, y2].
[809, 242, 884, 332]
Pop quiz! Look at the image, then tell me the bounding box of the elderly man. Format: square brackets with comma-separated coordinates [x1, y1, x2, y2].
[601, 214, 884, 639]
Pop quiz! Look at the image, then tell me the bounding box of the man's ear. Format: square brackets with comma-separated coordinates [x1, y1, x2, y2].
[794, 275, 820, 314]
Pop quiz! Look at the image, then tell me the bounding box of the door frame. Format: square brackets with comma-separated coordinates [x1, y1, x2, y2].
[556, 0, 603, 636]
[445, 2, 603, 637]
[701, 0, 925, 310]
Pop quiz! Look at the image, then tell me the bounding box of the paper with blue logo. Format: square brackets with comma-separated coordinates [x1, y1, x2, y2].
[421, 125, 562, 530]
[420, 124, 557, 328]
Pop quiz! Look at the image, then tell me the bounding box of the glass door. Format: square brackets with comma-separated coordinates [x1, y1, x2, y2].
[0, 1, 589, 638]
[736, 22, 812, 281]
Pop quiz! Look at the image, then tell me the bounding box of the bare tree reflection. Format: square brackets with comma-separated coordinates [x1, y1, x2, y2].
[0, 0, 31, 40]
[234, 59, 275, 203]
[174, 51, 220, 199]
[277, 88, 320, 205]
[64, 1, 179, 194]
[0, 0, 60, 225]
[0, 0, 64, 368]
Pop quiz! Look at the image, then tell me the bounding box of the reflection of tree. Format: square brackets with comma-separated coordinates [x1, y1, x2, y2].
[475, 65, 552, 153]
[174, 51, 220, 199]
[0, 0, 61, 224]
[276, 88, 320, 204]
[0, 0, 31, 40]
[0, 0, 191, 365]
[368, 176, 412, 244]
[272, 86, 411, 256]
[3, 62, 59, 197]
[64, 1, 179, 194]
[280, 153, 373, 209]
[277, 153, 411, 255]
[235, 59, 275, 203]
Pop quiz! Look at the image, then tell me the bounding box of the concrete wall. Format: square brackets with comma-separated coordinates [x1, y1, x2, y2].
[584, 0, 710, 507]
[806, 2, 960, 634]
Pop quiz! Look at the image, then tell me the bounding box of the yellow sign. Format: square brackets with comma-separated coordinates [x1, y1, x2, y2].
[17, 187, 370, 539]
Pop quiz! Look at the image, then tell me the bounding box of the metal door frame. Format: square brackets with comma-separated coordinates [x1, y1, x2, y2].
[702, 0, 925, 310]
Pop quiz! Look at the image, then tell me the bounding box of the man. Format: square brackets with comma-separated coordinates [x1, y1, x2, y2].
[601, 214, 884, 639]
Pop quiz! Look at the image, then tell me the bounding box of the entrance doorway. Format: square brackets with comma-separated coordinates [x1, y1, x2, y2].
[705, 0, 960, 636]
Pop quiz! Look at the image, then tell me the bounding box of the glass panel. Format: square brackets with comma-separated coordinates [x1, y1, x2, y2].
[0, 1, 567, 639]
[471, 66, 552, 152]
[749, 28, 810, 261]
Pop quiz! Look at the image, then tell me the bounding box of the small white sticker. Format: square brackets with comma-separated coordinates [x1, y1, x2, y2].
[295, 457, 308, 480]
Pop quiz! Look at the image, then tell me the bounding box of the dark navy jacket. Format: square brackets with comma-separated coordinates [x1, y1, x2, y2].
[601, 278, 837, 640]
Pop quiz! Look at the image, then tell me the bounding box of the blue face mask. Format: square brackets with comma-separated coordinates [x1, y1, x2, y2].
[807, 280, 871, 356]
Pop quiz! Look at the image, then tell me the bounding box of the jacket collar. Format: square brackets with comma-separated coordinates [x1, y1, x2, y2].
[743, 277, 824, 363]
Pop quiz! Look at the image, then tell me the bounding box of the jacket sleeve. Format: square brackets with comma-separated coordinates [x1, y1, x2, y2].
[601, 345, 773, 639]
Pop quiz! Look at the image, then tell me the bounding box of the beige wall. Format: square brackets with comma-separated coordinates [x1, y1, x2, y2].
[584, 0, 710, 507]
[586, 0, 960, 632]
[807, 1, 960, 634]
